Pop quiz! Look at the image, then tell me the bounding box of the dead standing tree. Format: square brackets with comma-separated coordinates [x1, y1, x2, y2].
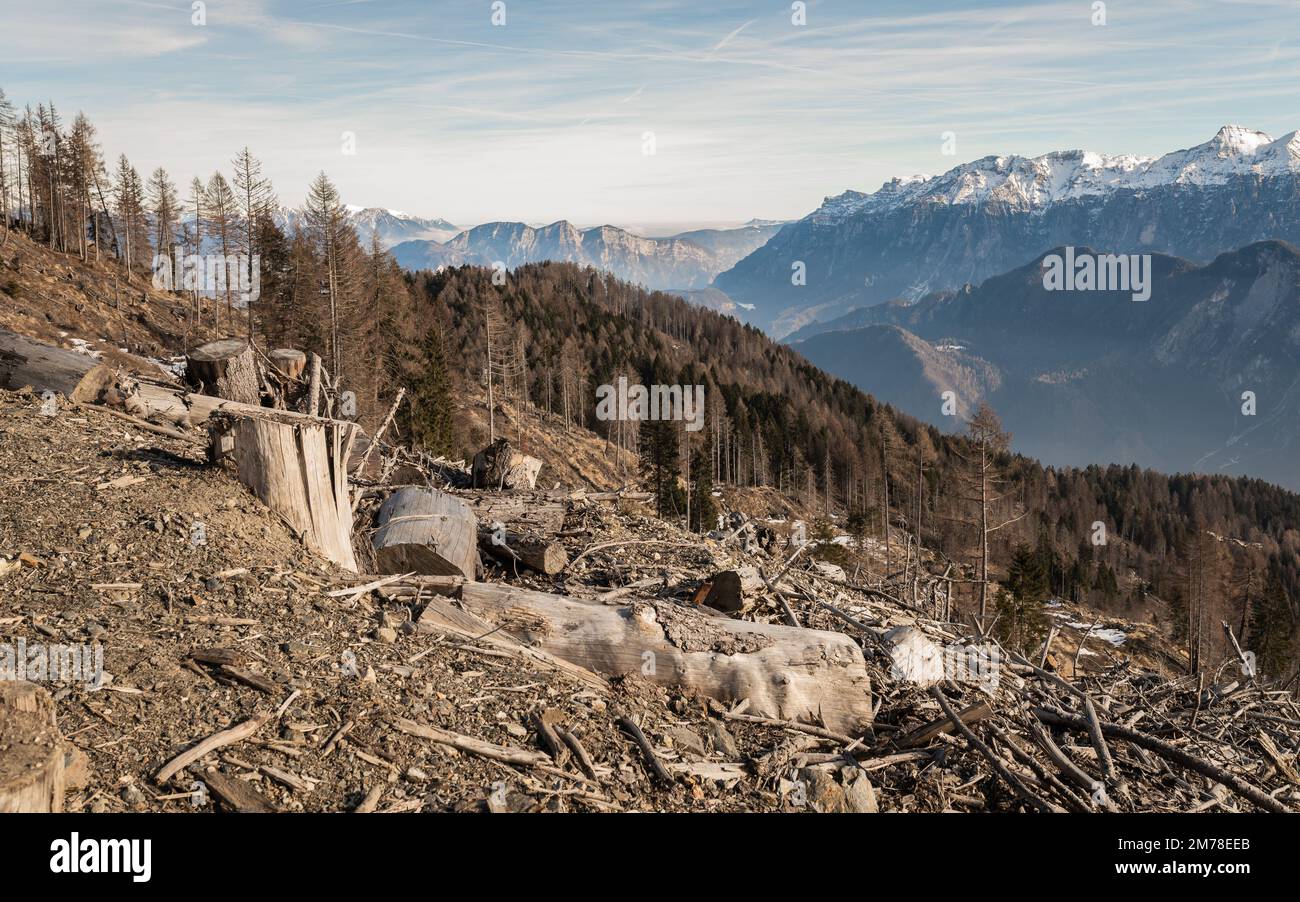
[951, 403, 1023, 624]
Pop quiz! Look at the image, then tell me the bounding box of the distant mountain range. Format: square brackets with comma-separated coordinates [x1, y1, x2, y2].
[789, 240, 1300, 490]
[716, 125, 1300, 336]
[271, 206, 460, 249]
[390, 220, 783, 290]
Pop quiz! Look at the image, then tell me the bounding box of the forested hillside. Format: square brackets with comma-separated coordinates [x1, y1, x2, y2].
[409, 261, 1300, 682]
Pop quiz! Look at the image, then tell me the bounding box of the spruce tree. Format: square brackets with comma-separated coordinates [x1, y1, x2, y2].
[996, 543, 1050, 654]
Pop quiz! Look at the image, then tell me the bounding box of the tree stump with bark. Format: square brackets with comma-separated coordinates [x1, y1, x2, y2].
[472, 438, 542, 490]
[185, 338, 261, 405]
[0, 681, 67, 812]
[267, 349, 306, 381]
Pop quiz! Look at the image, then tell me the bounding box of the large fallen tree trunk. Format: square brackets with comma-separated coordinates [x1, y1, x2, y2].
[373, 487, 480, 578]
[209, 408, 359, 572]
[414, 578, 873, 735]
[0, 681, 67, 812]
[185, 338, 261, 404]
[0, 327, 115, 402]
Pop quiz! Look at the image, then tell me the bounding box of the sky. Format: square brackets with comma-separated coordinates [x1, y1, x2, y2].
[5, 0, 1300, 230]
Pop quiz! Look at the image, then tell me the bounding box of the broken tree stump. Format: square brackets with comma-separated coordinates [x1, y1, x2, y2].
[479, 526, 568, 575]
[0, 681, 68, 812]
[267, 348, 307, 381]
[373, 487, 480, 578]
[471, 438, 543, 490]
[0, 327, 115, 402]
[427, 580, 873, 735]
[185, 338, 261, 405]
[209, 409, 359, 572]
[694, 567, 763, 614]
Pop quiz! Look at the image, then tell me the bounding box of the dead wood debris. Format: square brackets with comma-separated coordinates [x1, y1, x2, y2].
[2, 387, 1299, 813]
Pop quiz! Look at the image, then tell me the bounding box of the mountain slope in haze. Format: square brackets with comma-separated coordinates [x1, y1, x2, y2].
[791, 241, 1300, 489]
[392, 220, 782, 290]
[717, 126, 1300, 336]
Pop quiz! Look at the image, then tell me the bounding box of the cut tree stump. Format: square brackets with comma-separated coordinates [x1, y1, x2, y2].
[267, 349, 306, 381]
[478, 526, 568, 575]
[209, 409, 359, 572]
[185, 338, 261, 405]
[0, 681, 68, 812]
[425, 580, 873, 735]
[373, 487, 480, 578]
[0, 327, 116, 402]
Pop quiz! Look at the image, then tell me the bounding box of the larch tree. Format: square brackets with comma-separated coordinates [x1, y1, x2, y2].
[204, 171, 239, 329]
[112, 155, 146, 276]
[0, 88, 17, 230]
[231, 147, 276, 341]
[959, 402, 1021, 622]
[186, 176, 206, 325]
[146, 167, 179, 263]
[65, 113, 106, 261]
[303, 171, 361, 385]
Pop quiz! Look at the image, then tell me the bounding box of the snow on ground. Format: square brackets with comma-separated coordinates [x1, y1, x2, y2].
[67, 338, 102, 358]
[1046, 604, 1128, 646]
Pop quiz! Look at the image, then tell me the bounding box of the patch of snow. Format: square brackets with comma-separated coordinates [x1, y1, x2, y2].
[67, 338, 102, 359]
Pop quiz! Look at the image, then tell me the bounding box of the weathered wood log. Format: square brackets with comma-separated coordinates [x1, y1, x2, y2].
[467, 495, 567, 536]
[267, 349, 306, 381]
[436, 580, 873, 735]
[373, 487, 480, 578]
[0, 327, 116, 402]
[209, 409, 359, 572]
[185, 338, 261, 405]
[0, 681, 67, 812]
[478, 526, 568, 575]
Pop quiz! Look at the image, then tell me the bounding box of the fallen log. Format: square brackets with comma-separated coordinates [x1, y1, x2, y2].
[209, 408, 359, 572]
[185, 338, 261, 405]
[0, 327, 115, 402]
[437, 580, 873, 735]
[0, 681, 68, 812]
[373, 487, 480, 579]
[479, 525, 568, 575]
[416, 593, 608, 693]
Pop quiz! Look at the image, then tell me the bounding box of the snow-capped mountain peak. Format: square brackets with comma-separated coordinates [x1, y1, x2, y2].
[814, 126, 1300, 222]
